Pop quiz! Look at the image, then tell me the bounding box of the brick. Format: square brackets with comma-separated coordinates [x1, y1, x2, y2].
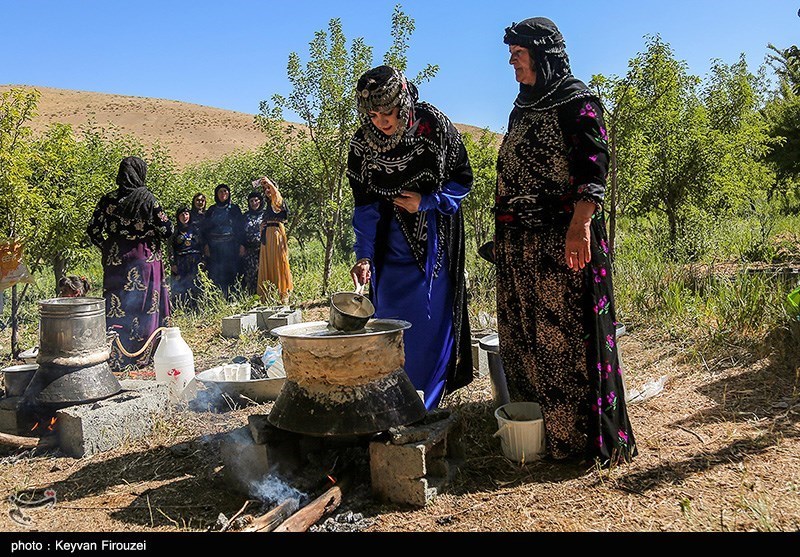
[265, 309, 303, 331]
[250, 306, 284, 330]
[0, 397, 30, 435]
[219, 426, 270, 495]
[56, 381, 170, 458]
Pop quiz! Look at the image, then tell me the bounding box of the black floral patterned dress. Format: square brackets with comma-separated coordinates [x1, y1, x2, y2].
[494, 95, 637, 465]
[240, 207, 264, 295]
[87, 190, 173, 370]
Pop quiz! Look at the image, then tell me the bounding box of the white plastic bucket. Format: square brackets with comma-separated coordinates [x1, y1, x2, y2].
[493, 402, 546, 463]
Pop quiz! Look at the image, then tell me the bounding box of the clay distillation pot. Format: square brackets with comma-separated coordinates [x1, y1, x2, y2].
[268, 319, 425, 436]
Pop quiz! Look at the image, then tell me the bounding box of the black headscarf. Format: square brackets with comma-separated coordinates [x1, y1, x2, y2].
[115, 156, 156, 221]
[504, 17, 594, 111]
[214, 184, 231, 206]
[175, 204, 190, 231]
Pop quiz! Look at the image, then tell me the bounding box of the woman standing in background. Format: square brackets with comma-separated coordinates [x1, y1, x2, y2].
[168, 204, 204, 308]
[256, 176, 293, 305]
[240, 190, 265, 296]
[86, 156, 172, 370]
[202, 184, 243, 298]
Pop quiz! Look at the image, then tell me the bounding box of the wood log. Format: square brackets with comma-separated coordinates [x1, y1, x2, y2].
[273, 475, 351, 533]
[0, 431, 56, 450]
[241, 498, 300, 532]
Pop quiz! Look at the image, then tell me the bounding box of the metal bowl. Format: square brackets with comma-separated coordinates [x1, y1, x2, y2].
[329, 291, 375, 332]
[2, 364, 38, 397]
[195, 367, 286, 403]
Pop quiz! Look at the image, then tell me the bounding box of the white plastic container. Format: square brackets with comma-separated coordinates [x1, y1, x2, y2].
[493, 402, 546, 463]
[153, 327, 197, 402]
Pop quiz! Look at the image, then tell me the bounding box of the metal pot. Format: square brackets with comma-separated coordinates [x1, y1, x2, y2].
[329, 289, 375, 332]
[37, 297, 111, 367]
[2, 364, 38, 397]
[268, 319, 425, 436]
[24, 297, 121, 409]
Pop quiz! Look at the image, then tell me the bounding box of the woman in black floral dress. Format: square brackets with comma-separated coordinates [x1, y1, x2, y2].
[240, 190, 265, 296]
[494, 17, 636, 466]
[87, 156, 173, 370]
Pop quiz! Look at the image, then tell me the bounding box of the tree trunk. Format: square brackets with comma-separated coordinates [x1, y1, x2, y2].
[11, 284, 19, 359]
[667, 209, 678, 254]
[321, 227, 336, 297]
[52, 254, 68, 296]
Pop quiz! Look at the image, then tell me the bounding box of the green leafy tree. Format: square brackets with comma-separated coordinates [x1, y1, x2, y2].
[762, 44, 800, 206]
[596, 36, 717, 253]
[766, 43, 800, 94]
[461, 129, 498, 250]
[0, 88, 41, 357]
[257, 4, 437, 295]
[702, 55, 773, 214]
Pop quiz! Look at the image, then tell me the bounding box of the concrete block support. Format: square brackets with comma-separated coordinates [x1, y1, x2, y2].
[249, 306, 285, 330]
[369, 409, 462, 507]
[55, 380, 170, 458]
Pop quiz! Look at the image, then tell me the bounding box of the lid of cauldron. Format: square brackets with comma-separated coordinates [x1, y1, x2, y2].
[271, 319, 411, 339]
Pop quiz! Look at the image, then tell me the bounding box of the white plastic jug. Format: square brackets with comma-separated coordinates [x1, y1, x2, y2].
[153, 327, 197, 402]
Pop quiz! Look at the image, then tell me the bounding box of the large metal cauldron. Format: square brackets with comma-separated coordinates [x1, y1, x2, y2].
[268, 319, 426, 437]
[24, 297, 121, 409]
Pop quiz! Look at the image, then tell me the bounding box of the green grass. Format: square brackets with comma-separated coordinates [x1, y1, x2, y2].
[3, 212, 799, 367]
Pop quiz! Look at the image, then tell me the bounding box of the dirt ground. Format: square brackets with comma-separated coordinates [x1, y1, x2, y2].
[1, 312, 798, 536]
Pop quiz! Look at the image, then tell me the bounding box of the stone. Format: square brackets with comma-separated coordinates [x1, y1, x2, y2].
[0, 396, 29, 435]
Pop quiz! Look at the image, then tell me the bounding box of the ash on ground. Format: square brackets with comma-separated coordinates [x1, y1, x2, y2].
[310, 510, 375, 532]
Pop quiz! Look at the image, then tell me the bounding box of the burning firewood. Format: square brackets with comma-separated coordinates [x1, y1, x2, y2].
[272, 474, 351, 533]
[240, 497, 300, 532]
[0, 431, 57, 450]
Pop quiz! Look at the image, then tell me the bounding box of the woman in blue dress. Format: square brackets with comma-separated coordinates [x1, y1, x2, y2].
[347, 65, 474, 410]
[202, 184, 243, 298]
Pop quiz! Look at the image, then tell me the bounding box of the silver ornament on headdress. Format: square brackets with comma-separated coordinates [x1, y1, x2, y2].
[356, 68, 414, 152]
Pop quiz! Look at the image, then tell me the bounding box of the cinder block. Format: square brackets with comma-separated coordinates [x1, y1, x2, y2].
[265, 308, 303, 331]
[471, 331, 493, 377]
[56, 381, 170, 458]
[426, 457, 449, 477]
[387, 409, 454, 445]
[370, 475, 443, 508]
[219, 426, 270, 495]
[0, 396, 29, 435]
[250, 306, 284, 330]
[221, 313, 258, 338]
[370, 441, 427, 479]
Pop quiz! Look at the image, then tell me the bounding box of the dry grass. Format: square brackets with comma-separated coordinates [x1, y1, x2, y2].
[1, 319, 798, 533]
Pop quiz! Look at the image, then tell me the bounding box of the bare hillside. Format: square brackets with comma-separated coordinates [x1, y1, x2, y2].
[0, 85, 498, 169]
